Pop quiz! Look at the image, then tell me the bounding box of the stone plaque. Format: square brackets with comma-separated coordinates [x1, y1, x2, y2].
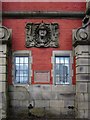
[34, 71, 50, 83]
[25, 21, 59, 48]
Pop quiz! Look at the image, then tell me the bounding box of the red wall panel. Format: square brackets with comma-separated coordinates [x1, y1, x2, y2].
[2, 2, 86, 12]
[2, 2, 86, 85]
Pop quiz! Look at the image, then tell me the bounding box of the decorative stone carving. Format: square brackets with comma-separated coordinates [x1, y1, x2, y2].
[0, 26, 11, 44]
[25, 21, 59, 47]
[73, 16, 90, 47]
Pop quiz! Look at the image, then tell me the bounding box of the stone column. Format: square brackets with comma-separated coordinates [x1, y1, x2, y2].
[73, 15, 90, 119]
[0, 26, 11, 119]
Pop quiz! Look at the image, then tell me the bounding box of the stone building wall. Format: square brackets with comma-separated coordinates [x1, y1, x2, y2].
[0, 44, 7, 119]
[8, 84, 75, 117]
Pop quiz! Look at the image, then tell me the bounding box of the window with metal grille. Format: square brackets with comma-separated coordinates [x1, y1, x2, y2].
[14, 56, 29, 84]
[55, 56, 70, 84]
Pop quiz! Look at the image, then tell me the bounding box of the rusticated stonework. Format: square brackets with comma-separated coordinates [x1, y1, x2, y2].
[25, 22, 59, 48]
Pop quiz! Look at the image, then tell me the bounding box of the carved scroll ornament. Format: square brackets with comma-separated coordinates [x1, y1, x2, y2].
[25, 22, 59, 48]
[73, 16, 90, 47]
[0, 26, 11, 42]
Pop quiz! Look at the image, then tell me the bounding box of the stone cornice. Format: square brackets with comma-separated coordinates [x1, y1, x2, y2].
[2, 11, 85, 19]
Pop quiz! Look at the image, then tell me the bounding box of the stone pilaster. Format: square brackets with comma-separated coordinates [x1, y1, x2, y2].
[73, 15, 90, 119]
[0, 26, 11, 119]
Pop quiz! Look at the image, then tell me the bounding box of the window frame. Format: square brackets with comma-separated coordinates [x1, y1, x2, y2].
[12, 50, 32, 86]
[51, 50, 73, 85]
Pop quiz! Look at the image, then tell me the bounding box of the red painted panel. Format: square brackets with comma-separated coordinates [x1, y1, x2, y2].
[2, 2, 86, 12]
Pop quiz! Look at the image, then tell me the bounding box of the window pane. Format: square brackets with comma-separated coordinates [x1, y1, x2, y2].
[24, 57, 28, 63]
[55, 56, 70, 84]
[16, 71, 19, 76]
[20, 57, 24, 63]
[20, 64, 23, 70]
[23, 64, 28, 70]
[23, 77, 28, 83]
[20, 71, 24, 76]
[14, 56, 29, 84]
[60, 57, 64, 63]
[56, 76, 60, 84]
[55, 64, 60, 74]
[15, 64, 19, 70]
[15, 57, 19, 63]
[59, 64, 64, 75]
[23, 73, 28, 76]
[65, 57, 69, 63]
[16, 76, 19, 83]
[20, 76, 24, 83]
[56, 57, 60, 63]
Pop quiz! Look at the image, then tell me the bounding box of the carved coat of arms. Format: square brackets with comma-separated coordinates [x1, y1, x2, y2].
[25, 22, 59, 47]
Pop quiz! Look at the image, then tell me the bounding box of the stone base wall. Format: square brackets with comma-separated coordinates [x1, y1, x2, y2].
[75, 45, 90, 119]
[0, 45, 7, 119]
[8, 84, 75, 117]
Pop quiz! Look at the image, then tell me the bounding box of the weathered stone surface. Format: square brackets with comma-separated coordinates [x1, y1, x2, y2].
[76, 58, 90, 66]
[35, 100, 50, 108]
[76, 82, 88, 93]
[9, 91, 30, 100]
[78, 102, 88, 110]
[0, 82, 6, 92]
[0, 66, 6, 74]
[75, 45, 90, 55]
[76, 74, 90, 81]
[51, 85, 75, 93]
[50, 100, 64, 108]
[0, 53, 6, 58]
[76, 93, 89, 102]
[0, 58, 6, 65]
[64, 100, 74, 108]
[0, 74, 6, 82]
[8, 84, 75, 115]
[76, 66, 90, 74]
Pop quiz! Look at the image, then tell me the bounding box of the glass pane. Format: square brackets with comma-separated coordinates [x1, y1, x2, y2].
[65, 57, 69, 63]
[15, 64, 19, 70]
[20, 57, 24, 63]
[65, 64, 69, 74]
[20, 64, 23, 70]
[59, 64, 64, 75]
[23, 77, 28, 83]
[20, 76, 24, 83]
[63, 66, 68, 75]
[20, 71, 23, 76]
[16, 71, 20, 76]
[14, 56, 29, 84]
[23, 64, 28, 70]
[15, 57, 19, 63]
[24, 57, 28, 63]
[23, 70, 28, 74]
[55, 64, 59, 74]
[23, 73, 28, 76]
[15, 76, 20, 83]
[60, 57, 64, 63]
[55, 57, 60, 63]
[56, 76, 60, 84]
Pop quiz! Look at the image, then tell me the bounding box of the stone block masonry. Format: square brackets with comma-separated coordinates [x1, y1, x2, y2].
[0, 45, 7, 119]
[8, 84, 75, 117]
